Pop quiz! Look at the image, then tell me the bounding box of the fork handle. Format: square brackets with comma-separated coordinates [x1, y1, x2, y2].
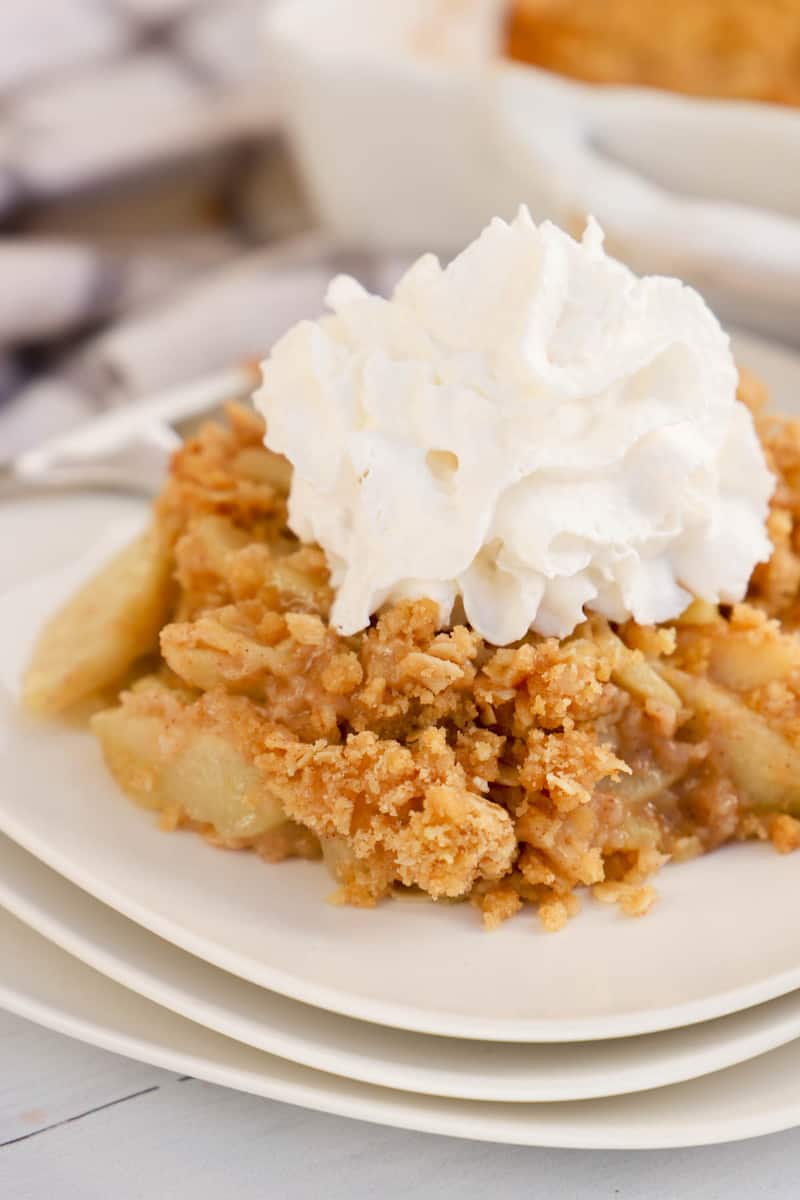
[0, 429, 176, 500]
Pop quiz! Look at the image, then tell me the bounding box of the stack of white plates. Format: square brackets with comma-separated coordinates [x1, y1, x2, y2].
[2, 330, 800, 1151]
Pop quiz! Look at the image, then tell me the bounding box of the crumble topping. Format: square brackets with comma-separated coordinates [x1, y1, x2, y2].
[26, 371, 800, 931]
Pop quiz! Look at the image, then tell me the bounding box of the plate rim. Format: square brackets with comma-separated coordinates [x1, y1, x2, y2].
[3, 904, 800, 1151]
[6, 832, 800, 1103]
[6, 802, 800, 1043]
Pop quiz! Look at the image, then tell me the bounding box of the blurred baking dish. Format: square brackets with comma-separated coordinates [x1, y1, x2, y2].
[264, 0, 800, 344]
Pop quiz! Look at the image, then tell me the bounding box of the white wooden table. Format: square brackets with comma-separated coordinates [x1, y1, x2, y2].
[2, 1008, 800, 1198]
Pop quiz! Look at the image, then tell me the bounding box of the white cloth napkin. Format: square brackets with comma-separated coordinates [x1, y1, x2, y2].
[0, 232, 247, 349]
[0, 0, 276, 217]
[0, 242, 416, 456]
[0, 0, 285, 356]
[0, 0, 318, 456]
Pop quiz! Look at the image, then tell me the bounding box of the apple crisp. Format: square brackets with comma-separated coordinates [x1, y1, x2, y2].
[22, 370, 800, 930]
[506, 0, 800, 107]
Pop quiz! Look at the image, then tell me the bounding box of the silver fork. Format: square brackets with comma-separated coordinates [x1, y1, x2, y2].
[0, 363, 260, 500]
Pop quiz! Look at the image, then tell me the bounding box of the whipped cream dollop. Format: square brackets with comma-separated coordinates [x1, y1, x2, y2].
[254, 208, 774, 645]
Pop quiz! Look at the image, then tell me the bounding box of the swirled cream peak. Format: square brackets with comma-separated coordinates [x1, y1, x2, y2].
[254, 209, 773, 645]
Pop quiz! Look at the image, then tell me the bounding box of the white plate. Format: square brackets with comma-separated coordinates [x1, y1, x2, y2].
[1, 330, 799, 1044]
[8, 832, 800, 1104]
[5, 904, 800, 1149]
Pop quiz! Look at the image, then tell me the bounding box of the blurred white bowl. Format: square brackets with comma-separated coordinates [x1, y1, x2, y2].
[264, 0, 800, 344]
